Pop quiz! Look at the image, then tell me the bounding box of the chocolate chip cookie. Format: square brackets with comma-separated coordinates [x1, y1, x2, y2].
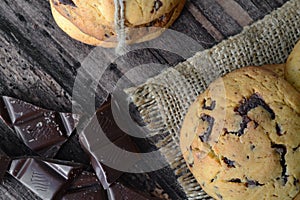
[180, 66, 300, 200]
[50, 0, 186, 47]
[286, 39, 300, 92]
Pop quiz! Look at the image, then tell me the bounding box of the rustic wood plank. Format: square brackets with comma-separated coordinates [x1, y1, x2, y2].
[171, 6, 217, 48]
[250, 0, 276, 14]
[214, 0, 253, 27]
[191, 0, 243, 37]
[233, 0, 267, 20]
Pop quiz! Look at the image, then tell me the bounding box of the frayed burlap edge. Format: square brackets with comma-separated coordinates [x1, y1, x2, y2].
[126, 0, 300, 199]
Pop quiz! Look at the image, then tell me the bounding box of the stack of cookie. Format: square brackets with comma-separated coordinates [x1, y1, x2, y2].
[49, 0, 186, 47]
[180, 40, 300, 200]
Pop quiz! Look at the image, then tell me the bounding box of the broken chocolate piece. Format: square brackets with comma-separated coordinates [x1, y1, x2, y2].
[59, 113, 80, 136]
[88, 134, 139, 189]
[8, 157, 83, 199]
[108, 181, 161, 200]
[199, 114, 214, 142]
[79, 99, 139, 189]
[62, 171, 107, 200]
[1, 96, 80, 157]
[0, 149, 11, 181]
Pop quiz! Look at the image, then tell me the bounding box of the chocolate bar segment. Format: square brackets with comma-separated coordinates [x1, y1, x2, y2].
[8, 157, 83, 199]
[0, 149, 11, 181]
[108, 181, 162, 200]
[59, 113, 80, 136]
[62, 171, 107, 200]
[79, 99, 139, 189]
[2, 96, 80, 157]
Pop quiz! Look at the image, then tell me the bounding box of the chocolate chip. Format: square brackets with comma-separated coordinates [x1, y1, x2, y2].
[58, 0, 76, 7]
[276, 123, 283, 136]
[236, 93, 275, 120]
[272, 143, 288, 185]
[228, 93, 275, 137]
[228, 178, 241, 183]
[202, 98, 216, 110]
[245, 179, 264, 187]
[225, 115, 251, 136]
[222, 157, 235, 168]
[199, 114, 214, 142]
[151, 0, 163, 13]
[216, 193, 223, 200]
[293, 145, 300, 151]
[293, 177, 299, 186]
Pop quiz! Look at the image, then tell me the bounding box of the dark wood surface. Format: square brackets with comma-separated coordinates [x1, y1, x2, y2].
[0, 0, 289, 199]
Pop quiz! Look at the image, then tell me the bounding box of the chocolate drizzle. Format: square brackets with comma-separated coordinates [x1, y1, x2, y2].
[199, 114, 214, 142]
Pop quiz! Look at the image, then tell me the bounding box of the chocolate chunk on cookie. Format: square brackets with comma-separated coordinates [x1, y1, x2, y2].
[181, 66, 300, 200]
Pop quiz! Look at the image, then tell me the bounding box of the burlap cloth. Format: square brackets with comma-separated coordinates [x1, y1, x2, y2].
[126, 0, 300, 199]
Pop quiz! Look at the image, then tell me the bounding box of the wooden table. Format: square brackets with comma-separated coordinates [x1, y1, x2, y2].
[0, 0, 289, 199]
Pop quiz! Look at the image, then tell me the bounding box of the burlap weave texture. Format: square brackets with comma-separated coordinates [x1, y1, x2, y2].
[127, 0, 300, 199]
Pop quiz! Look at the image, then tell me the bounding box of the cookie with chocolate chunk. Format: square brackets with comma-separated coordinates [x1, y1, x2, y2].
[286, 40, 300, 92]
[50, 0, 186, 47]
[180, 66, 300, 200]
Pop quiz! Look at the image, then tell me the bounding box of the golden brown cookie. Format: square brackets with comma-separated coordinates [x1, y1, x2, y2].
[50, 0, 186, 47]
[286, 40, 300, 92]
[262, 63, 285, 78]
[180, 67, 300, 200]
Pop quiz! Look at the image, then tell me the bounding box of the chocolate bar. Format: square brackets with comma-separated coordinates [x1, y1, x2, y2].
[79, 99, 139, 189]
[8, 157, 83, 199]
[1, 96, 80, 157]
[108, 181, 162, 200]
[62, 171, 107, 200]
[0, 149, 11, 181]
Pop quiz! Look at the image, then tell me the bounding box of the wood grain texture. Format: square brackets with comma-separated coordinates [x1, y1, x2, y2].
[0, 0, 290, 199]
